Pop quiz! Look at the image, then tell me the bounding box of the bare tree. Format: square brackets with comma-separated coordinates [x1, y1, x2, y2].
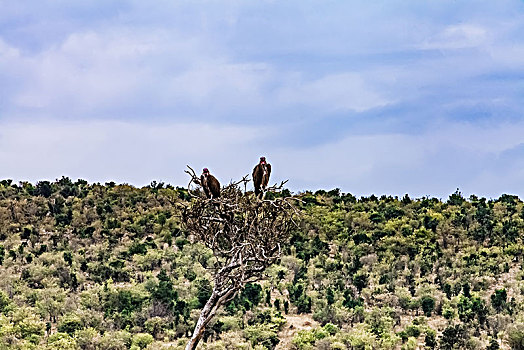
[182, 166, 297, 350]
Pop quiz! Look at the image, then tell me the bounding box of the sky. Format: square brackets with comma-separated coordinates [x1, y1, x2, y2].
[1, 1, 524, 199]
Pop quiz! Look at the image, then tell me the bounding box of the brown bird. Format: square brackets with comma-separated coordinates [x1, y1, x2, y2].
[252, 156, 271, 198]
[201, 168, 220, 199]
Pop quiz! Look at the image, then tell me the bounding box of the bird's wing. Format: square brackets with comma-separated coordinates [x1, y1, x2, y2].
[210, 175, 220, 188]
[201, 175, 210, 196]
[252, 165, 260, 184]
[267, 163, 271, 179]
[210, 175, 221, 196]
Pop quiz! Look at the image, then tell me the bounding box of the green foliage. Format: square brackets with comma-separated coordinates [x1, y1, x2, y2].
[195, 278, 212, 309]
[0, 291, 11, 314]
[287, 282, 312, 314]
[420, 295, 435, 317]
[291, 323, 339, 349]
[131, 333, 154, 349]
[99, 330, 133, 350]
[487, 337, 500, 350]
[128, 241, 148, 256]
[439, 324, 469, 350]
[344, 324, 377, 349]
[102, 282, 148, 328]
[491, 289, 507, 312]
[448, 189, 465, 206]
[290, 233, 328, 262]
[63, 251, 73, 266]
[425, 328, 436, 349]
[57, 314, 83, 334]
[342, 290, 363, 309]
[148, 269, 178, 308]
[1, 179, 524, 348]
[47, 332, 77, 350]
[0, 306, 46, 347]
[227, 283, 263, 313]
[353, 272, 368, 292]
[244, 324, 280, 349]
[365, 307, 395, 337]
[326, 287, 335, 305]
[508, 324, 524, 350]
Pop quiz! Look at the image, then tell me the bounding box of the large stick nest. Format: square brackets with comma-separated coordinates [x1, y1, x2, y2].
[182, 166, 299, 289]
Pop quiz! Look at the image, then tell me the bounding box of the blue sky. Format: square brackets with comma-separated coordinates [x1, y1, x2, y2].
[1, 1, 524, 198]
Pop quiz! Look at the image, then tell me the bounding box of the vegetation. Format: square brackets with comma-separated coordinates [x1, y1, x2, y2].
[181, 171, 296, 349]
[0, 180, 523, 349]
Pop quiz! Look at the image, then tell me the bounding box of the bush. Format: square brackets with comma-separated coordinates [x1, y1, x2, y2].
[9, 306, 45, 341]
[439, 324, 468, 350]
[291, 324, 339, 350]
[402, 337, 417, 350]
[487, 337, 500, 350]
[508, 324, 524, 350]
[425, 329, 436, 349]
[227, 283, 263, 312]
[132, 333, 154, 349]
[194, 278, 212, 308]
[75, 328, 100, 350]
[47, 332, 77, 350]
[0, 291, 11, 314]
[244, 324, 280, 349]
[57, 314, 84, 334]
[292, 329, 317, 350]
[344, 324, 376, 350]
[217, 316, 240, 332]
[99, 330, 132, 350]
[420, 296, 435, 317]
[491, 289, 507, 312]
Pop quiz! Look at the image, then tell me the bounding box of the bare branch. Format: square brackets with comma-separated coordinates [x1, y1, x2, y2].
[182, 168, 298, 350]
[266, 179, 289, 192]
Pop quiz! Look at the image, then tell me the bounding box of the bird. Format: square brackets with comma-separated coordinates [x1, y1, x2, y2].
[200, 168, 220, 199]
[252, 156, 271, 199]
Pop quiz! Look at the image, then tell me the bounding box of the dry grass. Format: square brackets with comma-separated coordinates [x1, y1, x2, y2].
[275, 313, 319, 350]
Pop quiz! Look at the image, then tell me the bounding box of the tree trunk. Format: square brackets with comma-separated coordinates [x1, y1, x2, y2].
[185, 287, 236, 350]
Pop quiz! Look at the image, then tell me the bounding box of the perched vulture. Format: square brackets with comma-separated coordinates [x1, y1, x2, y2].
[252, 156, 271, 198]
[201, 168, 220, 199]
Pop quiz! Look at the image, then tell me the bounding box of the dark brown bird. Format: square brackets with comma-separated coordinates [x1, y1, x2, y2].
[201, 168, 220, 199]
[252, 156, 271, 198]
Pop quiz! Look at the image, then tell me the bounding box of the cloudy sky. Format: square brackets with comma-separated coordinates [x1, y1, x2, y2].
[1, 1, 524, 198]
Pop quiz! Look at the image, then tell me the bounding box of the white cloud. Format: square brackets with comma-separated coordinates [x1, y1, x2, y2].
[1, 5, 522, 122]
[488, 44, 524, 68]
[0, 120, 265, 185]
[0, 38, 19, 60]
[4, 27, 278, 118]
[11, 29, 188, 111]
[1, 119, 524, 199]
[422, 24, 489, 50]
[164, 62, 273, 109]
[271, 121, 524, 197]
[277, 72, 392, 112]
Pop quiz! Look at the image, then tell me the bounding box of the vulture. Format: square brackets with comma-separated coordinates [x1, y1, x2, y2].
[252, 156, 271, 198]
[200, 168, 220, 199]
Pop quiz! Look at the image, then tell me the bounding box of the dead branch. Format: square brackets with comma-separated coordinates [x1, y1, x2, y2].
[266, 179, 289, 192]
[181, 167, 298, 350]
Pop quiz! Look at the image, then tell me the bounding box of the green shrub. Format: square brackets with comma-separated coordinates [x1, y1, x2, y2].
[57, 314, 84, 334]
[244, 324, 280, 349]
[47, 332, 77, 350]
[508, 324, 524, 350]
[132, 333, 154, 349]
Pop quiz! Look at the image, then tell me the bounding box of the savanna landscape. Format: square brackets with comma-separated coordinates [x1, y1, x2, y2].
[2, 2, 524, 350]
[0, 178, 523, 349]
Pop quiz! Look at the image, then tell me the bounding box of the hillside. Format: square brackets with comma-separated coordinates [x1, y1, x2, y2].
[0, 178, 523, 349]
